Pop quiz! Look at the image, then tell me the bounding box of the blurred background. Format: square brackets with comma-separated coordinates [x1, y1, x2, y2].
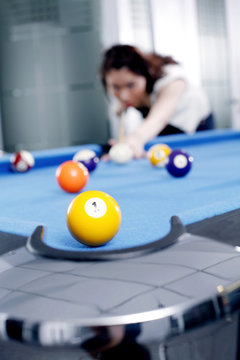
[0, 0, 239, 152]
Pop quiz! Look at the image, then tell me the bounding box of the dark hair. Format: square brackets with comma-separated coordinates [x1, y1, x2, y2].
[99, 44, 178, 94]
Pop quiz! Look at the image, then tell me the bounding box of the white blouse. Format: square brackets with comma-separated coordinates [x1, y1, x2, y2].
[108, 64, 211, 139]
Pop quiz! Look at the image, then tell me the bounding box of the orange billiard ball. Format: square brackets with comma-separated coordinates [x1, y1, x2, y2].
[56, 160, 89, 193]
[66, 190, 122, 246]
[147, 143, 172, 167]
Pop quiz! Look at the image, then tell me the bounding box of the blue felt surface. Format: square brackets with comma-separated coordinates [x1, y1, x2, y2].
[0, 130, 240, 251]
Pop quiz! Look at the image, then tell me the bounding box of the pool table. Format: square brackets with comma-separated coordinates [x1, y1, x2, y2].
[0, 129, 240, 359]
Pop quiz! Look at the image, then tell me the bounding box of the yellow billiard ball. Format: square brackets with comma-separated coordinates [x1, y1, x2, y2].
[66, 190, 122, 247]
[147, 143, 172, 167]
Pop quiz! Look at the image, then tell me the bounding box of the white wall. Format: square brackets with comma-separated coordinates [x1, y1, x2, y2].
[225, 0, 240, 129]
[101, 0, 154, 52]
[101, 0, 201, 85]
[151, 0, 201, 86]
[100, 0, 120, 49]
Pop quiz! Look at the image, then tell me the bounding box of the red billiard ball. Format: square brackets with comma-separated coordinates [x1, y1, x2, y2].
[73, 149, 99, 172]
[166, 149, 193, 177]
[67, 190, 122, 246]
[56, 160, 89, 193]
[10, 150, 35, 172]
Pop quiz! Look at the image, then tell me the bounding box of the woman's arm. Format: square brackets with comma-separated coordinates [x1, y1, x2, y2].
[126, 79, 186, 158]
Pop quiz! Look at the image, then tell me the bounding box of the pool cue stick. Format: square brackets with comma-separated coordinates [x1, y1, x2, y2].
[118, 110, 126, 143]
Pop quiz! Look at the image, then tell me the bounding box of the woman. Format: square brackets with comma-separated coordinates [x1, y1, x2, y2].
[100, 44, 214, 158]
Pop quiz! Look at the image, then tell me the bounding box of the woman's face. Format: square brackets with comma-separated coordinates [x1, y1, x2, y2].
[105, 67, 147, 108]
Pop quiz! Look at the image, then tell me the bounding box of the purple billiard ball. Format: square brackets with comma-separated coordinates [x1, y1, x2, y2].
[73, 149, 99, 172]
[166, 149, 193, 177]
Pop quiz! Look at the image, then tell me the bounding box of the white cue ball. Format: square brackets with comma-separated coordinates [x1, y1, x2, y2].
[109, 143, 133, 164]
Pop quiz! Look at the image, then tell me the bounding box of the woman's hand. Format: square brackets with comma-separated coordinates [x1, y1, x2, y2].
[102, 136, 146, 161]
[126, 135, 146, 159]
